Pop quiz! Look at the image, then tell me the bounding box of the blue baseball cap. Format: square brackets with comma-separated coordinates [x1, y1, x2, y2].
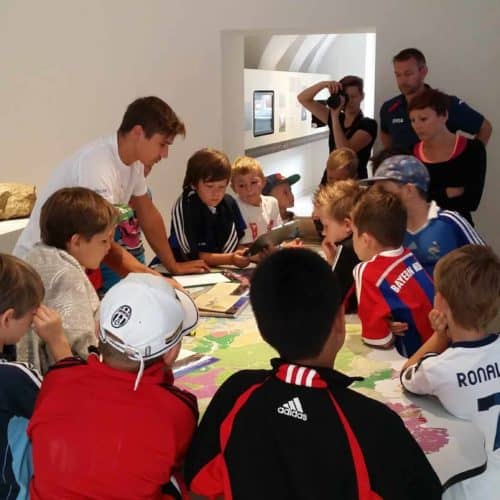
[363, 155, 430, 192]
[262, 173, 301, 195]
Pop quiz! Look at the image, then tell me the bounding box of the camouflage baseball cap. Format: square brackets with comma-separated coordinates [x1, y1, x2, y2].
[363, 155, 430, 192]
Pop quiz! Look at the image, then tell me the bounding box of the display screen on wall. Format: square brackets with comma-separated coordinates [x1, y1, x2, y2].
[253, 90, 274, 136]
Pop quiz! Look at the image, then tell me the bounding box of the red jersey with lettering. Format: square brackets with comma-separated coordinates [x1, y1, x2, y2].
[353, 247, 434, 357]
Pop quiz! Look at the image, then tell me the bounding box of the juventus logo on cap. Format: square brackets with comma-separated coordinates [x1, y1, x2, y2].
[111, 305, 132, 328]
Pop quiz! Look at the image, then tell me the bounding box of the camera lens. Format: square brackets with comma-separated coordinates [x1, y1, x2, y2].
[327, 94, 341, 110]
[326, 91, 349, 110]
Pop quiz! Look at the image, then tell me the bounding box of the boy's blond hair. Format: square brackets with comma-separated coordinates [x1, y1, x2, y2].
[231, 156, 265, 183]
[314, 180, 365, 221]
[326, 148, 359, 180]
[434, 245, 500, 331]
[0, 253, 44, 318]
[351, 186, 407, 248]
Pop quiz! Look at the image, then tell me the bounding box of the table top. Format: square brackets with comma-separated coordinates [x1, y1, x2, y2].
[176, 306, 487, 491]
[0, 217, 29, 235]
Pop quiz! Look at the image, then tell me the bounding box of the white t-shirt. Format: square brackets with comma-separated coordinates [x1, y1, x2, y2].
[401, 334, 500, 498]
[236, 195, 282, 244]
[14, 135, 147, 258]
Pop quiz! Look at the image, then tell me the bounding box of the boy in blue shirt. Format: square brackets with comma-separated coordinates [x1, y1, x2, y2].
[0, 254, 70, 498]
[364, 155, 484, 276]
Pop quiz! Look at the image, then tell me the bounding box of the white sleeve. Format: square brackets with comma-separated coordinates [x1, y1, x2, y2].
[400, 353, 440, 395]
[131, 166, 148, 197]
[236, 201, 253, 244]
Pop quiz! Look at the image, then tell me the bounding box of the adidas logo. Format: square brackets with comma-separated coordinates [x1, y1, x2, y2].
[277, 397, 308, 421]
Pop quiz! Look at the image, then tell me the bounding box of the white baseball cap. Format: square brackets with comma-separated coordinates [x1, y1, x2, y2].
[99, 273, 199, 390]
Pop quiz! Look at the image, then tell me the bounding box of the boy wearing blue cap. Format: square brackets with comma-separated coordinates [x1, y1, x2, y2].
[263, 172, 301, 222]
[365, 155, 485, 276]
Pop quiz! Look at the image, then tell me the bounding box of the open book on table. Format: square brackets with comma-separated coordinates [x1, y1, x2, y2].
[193, 282, 250, 318]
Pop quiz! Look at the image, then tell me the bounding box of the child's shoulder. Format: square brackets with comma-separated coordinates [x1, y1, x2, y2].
[222, 192, 238, 208]
[212, 369, 271, 402]
[366, 248, 414, 273]
[26, 243, 80, 272]
[261, 194, 279, 206]
[0, 360, 42, 392]
[0, 361, 41, 417]
[261, 194, 280, 211]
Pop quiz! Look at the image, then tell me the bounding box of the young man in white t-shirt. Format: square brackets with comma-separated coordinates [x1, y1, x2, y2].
[231, 156, 282, 244]
[401, 245, 500, 499]
[14, 96, 208, 276]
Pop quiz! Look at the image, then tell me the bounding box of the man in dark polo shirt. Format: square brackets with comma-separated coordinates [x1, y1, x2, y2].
[380, 48, 492, 149]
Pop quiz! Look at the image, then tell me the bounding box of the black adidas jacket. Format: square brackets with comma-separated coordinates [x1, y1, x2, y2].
[185, 359, 441, 499]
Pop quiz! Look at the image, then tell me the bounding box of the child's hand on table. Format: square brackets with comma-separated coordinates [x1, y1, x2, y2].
[232, 249, 251, 268]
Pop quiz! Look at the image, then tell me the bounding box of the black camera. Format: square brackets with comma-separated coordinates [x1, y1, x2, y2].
[327, 91, 349, 110]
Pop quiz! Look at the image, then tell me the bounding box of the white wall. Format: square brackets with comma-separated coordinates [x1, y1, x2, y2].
[315, 33, 367, 87]
[1, 0, 499, 252]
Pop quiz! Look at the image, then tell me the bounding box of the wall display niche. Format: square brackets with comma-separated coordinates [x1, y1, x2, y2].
[253, 90, 274, 136]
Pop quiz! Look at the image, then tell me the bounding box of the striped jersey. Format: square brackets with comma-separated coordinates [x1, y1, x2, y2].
[169, 190, 246, 261]
[404, 202, 485, 276]
[0, 360, 42, 499]
[401, 334, 500, 498]
[354, 247, 434, 358]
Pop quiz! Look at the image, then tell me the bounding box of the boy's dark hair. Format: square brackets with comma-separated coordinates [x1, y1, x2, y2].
[393, 48, 426, 67]
[250, 248, 342, 361]
[339, 75, 364, 93]
[182, 148, 232, 190]
[352, 186, 407, 247]
[118, 96, 186, 139]
[40, 187, 117, 250]
[434, 245, 500, 331]
[408, 89, 450, 117]
[371, 146, 411, 174]
[0, 253, 44, 318]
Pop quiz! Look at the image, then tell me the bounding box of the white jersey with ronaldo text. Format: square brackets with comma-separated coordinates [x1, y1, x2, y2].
[402, 334, 500, 498]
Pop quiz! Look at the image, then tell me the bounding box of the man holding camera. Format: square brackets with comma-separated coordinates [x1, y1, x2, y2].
[380, 48, 492, 149]
[298, 76, 377, 179]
